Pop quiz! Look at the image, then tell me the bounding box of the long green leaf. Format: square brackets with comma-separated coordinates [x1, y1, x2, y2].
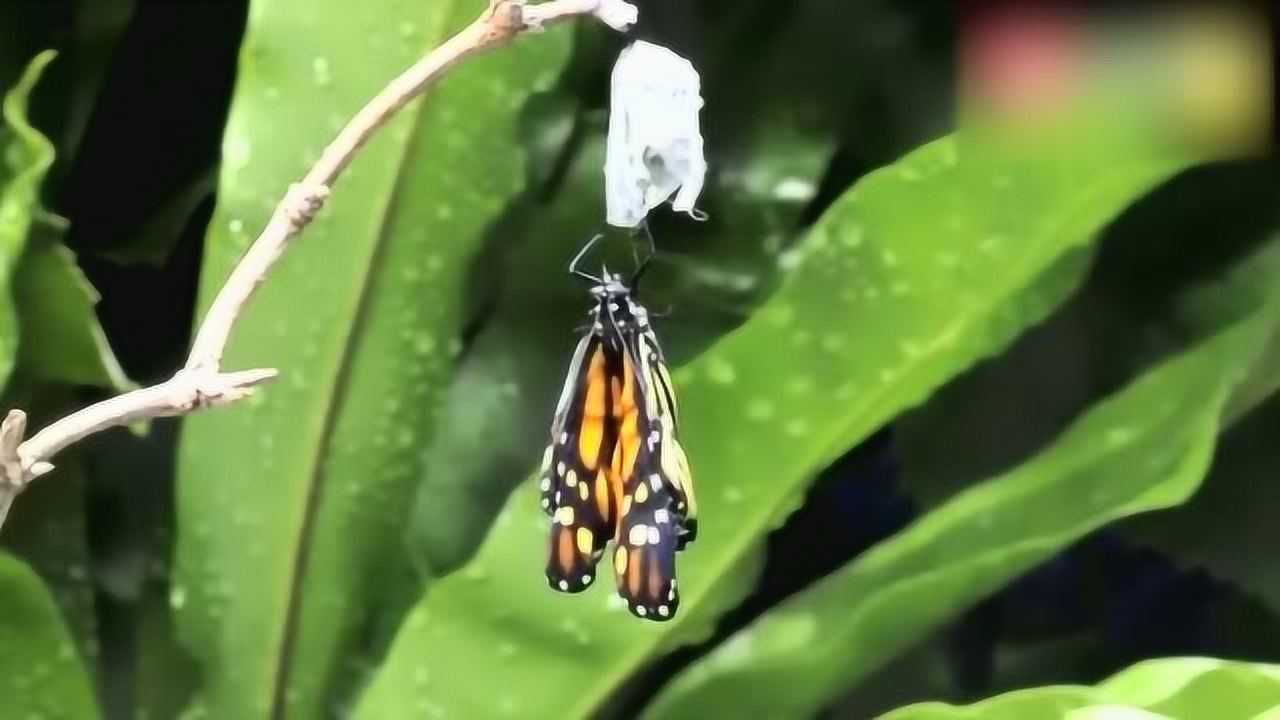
[0, 442, 99, 682]
[647, 247, 1280, 717]
[0, 51, 57, 390]
[14, 235, 132, 391]
[0, 551, 99, 719]
[1124, 388, 1280, 616]
[172, 3, 570, 718]
[354, 121, 1193, 718]
[880, 658, 1280, 720]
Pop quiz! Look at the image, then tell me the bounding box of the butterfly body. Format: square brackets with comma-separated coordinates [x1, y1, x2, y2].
[540, 269, 697, 621]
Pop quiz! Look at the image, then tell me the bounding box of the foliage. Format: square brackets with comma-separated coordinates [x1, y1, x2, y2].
[171, 1, 570, 717]
[1, 3, 1277, 720]
[881, 658, 1280, 720]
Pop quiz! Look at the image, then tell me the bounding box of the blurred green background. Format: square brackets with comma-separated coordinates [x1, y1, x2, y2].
[1, 1, 1278, 718]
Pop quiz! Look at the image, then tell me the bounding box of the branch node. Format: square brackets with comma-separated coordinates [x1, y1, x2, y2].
[0, 410, 27, 458]
[283, 183, 330, 229]
[0, 410, 29, 491]
[171, 367, 279, 412]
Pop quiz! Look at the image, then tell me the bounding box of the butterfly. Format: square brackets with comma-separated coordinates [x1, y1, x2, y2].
[539, 234, 698, 621]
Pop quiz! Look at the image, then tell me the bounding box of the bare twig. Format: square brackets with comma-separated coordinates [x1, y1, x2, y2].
[0, 0, 637, 532]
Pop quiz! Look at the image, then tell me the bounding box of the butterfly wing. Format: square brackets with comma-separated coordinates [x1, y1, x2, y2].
[609, 329, 696, 620]
[542, 333, 618, 593]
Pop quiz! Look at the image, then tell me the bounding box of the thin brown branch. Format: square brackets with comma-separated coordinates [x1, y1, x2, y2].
[0, 0, 637, 532]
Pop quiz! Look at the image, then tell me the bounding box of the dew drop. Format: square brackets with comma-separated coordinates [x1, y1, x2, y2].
[777, 248, 805, 271]
[395, 428, 414, 449]
[763, 304, 795, 327]
[820, 333, 848, 353]
[840, 225, 865, 248]
[979, 235, 1005, 253]
[225, 135, 252, 173]
[312, 57, 332, 87]
[413, 334, 437, 356]
[745, 398, 774, 421]
[786, 376, 814, 394]
[1105, 427, 1136, 447]
[706, 357, 737, 384]
[784, 418, 810, 437]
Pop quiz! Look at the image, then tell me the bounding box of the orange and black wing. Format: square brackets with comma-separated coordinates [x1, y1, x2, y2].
[541, 333, 619, 593]
[609, 330, 697, 621]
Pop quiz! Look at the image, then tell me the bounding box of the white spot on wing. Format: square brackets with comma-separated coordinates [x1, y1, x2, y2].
[654, 509, 670, 524]
[629, 524, 650, 546]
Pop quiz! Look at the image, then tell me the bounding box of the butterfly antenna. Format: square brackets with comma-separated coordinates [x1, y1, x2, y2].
[569, 233, 606, 284]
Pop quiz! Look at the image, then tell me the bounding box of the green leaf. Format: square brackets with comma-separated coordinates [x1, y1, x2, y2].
[14, 234, 133, 391]
[0, 430, 99, 682]
[1117, 236, 1280, 617]
[647, 244, 1280, 718]
[0, 551, 100, 720]
[354, 121, 1193, 719]
[880, 658, 1280, 720]
[1124, 388, 1280, 615]
[0, 50, 57, 390]
[172, 3, 571, 718]
[0, 52, 132, 395]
